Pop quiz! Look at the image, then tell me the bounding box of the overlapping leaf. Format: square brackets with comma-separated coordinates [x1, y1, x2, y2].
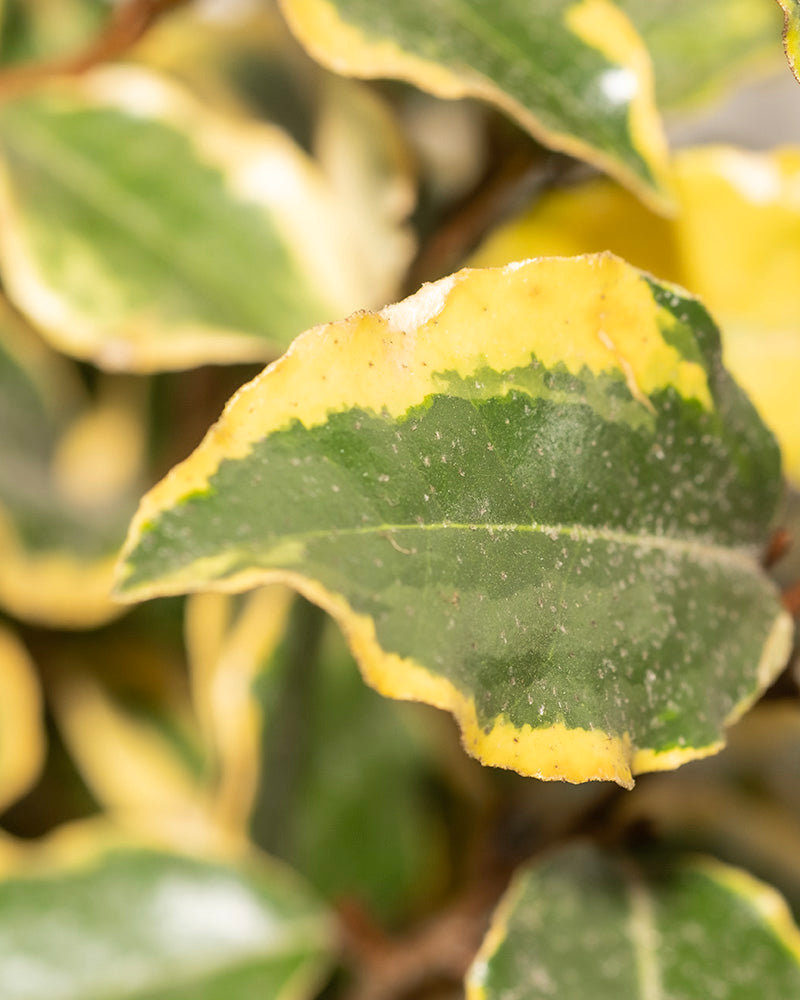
[0, 828, 335, 1000]
[116, 255, 791, 787]
[0, 65, 373, 372]
[466, 843, 800, 999]
[472, 146, 800, 484]
[135, 5, 417, 307]
[278, 0, 673, 211]
[0, 297, 141, 626]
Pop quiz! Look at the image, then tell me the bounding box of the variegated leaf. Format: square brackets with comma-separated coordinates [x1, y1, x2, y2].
[278, 0, 673, 211]
[467, 844, 800, 999]
[116, 255, 790, 787]
[471, 146, 800, 485]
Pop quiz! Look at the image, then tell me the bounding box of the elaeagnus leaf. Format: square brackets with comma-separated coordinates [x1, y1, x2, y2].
[466, 843, 800, 1000]
[277, 0, 674, 212]
[0, 65, 373, 372]
[0, 828, 335, 1000]
[471, 146, 800, 485]
[116, 255, 790, 788]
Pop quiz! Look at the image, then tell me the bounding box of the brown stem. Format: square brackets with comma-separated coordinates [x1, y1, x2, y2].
[764, 527, 792, 569]
[338, 869, 509, 1000]
[782, 581, 800, 618]
[404, 148, 556, 293]
[0, 0, 191, 99]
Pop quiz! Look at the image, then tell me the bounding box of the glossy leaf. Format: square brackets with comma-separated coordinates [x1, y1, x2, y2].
[117, 255, 791, 787]
[0, 297, 140, 626]
[779, 0, 800, 82]
[0, 830, 334, 1000]
[466, 843, 800, 999]
[617, 0, 783, 109]
[471, 146, 800, 484]
[0, 625, 45, 813]
[278, 0, 673, 212]
[0, 65, 370, 372]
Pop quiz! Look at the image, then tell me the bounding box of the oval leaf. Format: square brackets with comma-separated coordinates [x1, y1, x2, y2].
[0, 833, 334, 1000]
[115, 255, 791, 788]
[278, 0, 673, 212]
[0, 65, 370, 372]
[471, 146, 800, 485]
[466, 843, 800, 999]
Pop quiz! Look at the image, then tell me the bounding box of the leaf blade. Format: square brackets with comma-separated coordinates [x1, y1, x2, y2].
[0, 831, 335, 1000]
[466, 844, 800, 1000]
[0, 66, 370, 372]
[278, 0, 673, 211]
[116, 255, 790, 786]
[471, 146, 800, 485]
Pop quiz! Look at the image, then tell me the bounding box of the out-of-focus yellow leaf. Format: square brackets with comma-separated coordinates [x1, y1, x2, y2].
[314, 77, 416, 306]
[50, 664, 218, 848]
[0, 298, 143, 626]
[185, 585, 294, 833]
[472, 146, 800, 483]
[0, 0, 107, 67]
[0, 625, 45, 813]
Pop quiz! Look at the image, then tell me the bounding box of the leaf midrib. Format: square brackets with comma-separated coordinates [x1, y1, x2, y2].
[271, 519, 759, 570]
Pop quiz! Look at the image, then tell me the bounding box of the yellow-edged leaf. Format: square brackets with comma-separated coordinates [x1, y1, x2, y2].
[116, 255, 789, 787]
[278, 0, 674, 212]
[472, 145, 800, 483]
[0, 65, 376, 372]
[0, 821, 335, 1000]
